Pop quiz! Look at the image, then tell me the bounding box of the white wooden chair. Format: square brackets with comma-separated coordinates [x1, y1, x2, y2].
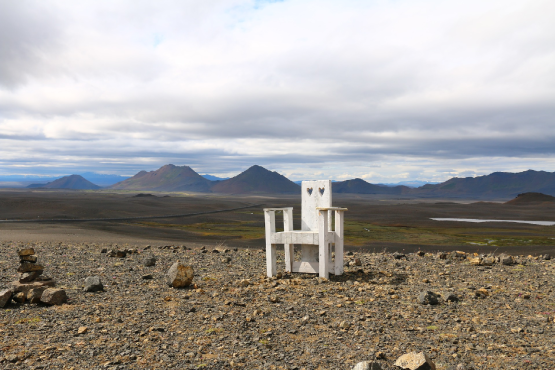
[263, 180, 347, 279]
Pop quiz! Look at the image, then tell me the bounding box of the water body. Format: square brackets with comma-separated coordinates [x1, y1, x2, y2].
[431, 218, 555, 226]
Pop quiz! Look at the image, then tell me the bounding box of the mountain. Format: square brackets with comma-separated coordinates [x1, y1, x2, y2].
[505, 192, 555, 205]
[110, 164, 212, 192]
[79, 172, 129, 187]
[416, 170, 555, 197]
[379, 180, 438, 188]
[201, 174, 230, 181]
[211, 165, 300, 194]
[27, 175, 101, 190]
[332, 178, 409, 194]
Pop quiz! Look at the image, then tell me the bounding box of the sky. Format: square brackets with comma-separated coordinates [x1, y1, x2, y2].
[1, 0, 554, 183]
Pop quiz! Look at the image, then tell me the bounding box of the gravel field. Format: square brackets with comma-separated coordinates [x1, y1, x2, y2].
[1, 241, 555, 369]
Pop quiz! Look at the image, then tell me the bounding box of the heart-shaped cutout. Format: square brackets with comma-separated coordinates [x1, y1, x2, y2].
[306, 187, 313, 196]
[319, 187, 325, 196]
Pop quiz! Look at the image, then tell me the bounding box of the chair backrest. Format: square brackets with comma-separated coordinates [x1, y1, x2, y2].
[301, 180, 332, 231]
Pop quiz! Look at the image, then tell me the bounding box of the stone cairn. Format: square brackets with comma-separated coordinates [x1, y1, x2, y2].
[0, 247, 67, 308]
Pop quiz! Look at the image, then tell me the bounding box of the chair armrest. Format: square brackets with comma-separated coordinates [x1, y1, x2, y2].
[316, 207, 348, 211]
[263, 207, 294, 211]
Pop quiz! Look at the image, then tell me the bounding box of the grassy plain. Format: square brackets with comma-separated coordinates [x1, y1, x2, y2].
[0, 189, 554, 254]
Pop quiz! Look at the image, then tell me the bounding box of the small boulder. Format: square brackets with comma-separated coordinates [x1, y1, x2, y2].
[40, 288, 68, 305]
[418, 291, 440, 305]
[393, 252, 406, 260]
[143, 256, 157, 267]
[13, 292, 26, 304]
[19, 270, 43, 283]
[394, 351, 436, 370]
[352, 361, 383, 370]
[0, 289, 13, 308]
[499, 254, 514, 266]
[543, 254, 551, 260]
[9, 279, 55, 295]
[468, 257, 481, 266]
[20, 254, 38, 263]
[18, 248, 35, 256]
[481, 256, 495, 266]
[444, 293, 460, 303]
[27, 288, 47, 304]
[167, 261, 194, 288]
[17, 262, 44, 273]
[84, 276, 104, 292]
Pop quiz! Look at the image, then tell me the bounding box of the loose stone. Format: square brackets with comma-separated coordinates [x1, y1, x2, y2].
[143, 256, 157, 267]
[0, 289, 13, 308]
[84, 276, 104, 292]
[40, 288, 68, 305]
[352, 361, 383, 370]
[167, 261, 194, 288]
[418, 291, 440, 305]
[394, 351, 436, 370]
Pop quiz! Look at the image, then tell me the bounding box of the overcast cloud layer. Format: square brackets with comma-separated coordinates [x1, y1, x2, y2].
[1, 0, 554, 182]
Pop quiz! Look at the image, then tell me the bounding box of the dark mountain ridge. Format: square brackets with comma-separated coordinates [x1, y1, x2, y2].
[417, 170, 555, 197]
[211, 165, 300, 194]
[332, 178, 409, 195]
[27, 175, 100, 190]
[110, 164, 212, 192]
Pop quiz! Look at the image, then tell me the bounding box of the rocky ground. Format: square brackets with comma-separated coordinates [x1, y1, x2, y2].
[1, 241, 555, 370]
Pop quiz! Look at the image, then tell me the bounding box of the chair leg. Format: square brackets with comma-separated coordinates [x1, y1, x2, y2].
[264, 210, 277, 277]
[334, 211, 344, 275]
[318, 210, 329, 279]
[284, 244, 293, 273]
[266, 242, 276, 277]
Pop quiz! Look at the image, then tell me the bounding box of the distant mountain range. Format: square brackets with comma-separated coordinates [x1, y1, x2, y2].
[414, 170, 555, 198]
[110, 164, 299, 194]
[12, 166, 555, 198]
[28, 175, 100, 190]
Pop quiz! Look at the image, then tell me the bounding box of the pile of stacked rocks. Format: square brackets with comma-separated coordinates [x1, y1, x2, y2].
[0, 247, 67, 307]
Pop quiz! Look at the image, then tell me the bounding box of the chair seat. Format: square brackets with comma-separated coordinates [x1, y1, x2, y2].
[271, 230, 336, 245]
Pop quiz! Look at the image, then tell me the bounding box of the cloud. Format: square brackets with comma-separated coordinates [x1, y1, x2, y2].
[0, 0, 554, 181]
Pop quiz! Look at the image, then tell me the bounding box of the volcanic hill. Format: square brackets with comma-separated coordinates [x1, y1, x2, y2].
[110, 164, 212, 192]
[416, 170, 555, 198]
[505, 192, 555, 205]
[211, 165, 300, 194]
[27, 175, 101, 190]
[333, 178, 409, 194]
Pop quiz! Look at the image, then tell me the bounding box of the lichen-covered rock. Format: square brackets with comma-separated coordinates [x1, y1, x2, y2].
[40, 288, 67, 305]
[167, 261, 194, 288]
[394, 351, 436, 370]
